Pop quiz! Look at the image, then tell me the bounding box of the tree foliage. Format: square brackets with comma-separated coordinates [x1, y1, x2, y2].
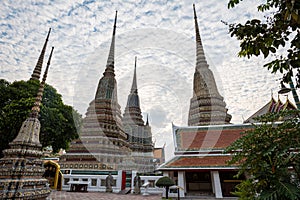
[156, 176, 175, 199]
[0, 79, 81, 157]
[227, 0, 300, 86]
[225, 110, 300, 199]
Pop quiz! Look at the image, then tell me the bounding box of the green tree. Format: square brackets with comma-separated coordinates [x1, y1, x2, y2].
[155, 176, 175, 199]
[0, 79, 81, 157]
[225, 110, 300, 199]
[226, 0, 300, 86]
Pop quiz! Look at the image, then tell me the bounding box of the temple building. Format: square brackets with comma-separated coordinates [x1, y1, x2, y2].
[159, 98, 298, 198]
[122, 57, 154, 172]
[158, 5, 244, 198]
[0, 44, 54, 199]
[60, 12, 155, 172]
[153, 145, 166, 168]
[158, 4, 300, 199]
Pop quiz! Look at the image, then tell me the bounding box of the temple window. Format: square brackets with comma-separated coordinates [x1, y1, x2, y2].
[148, 180, 155, 187]
[64, 178, 69, 185]
[91, 179, 97, 186]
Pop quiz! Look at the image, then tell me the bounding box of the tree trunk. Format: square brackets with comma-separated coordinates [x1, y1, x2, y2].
[166, 186, 169, 199]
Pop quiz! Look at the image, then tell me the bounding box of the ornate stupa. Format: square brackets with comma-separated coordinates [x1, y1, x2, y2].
[30, 28, 51, 81]
[60, 11, 133, 171]
[188, 4, 232, 126]
[0, 47, 54, 199]
[122, 57, 154, 172]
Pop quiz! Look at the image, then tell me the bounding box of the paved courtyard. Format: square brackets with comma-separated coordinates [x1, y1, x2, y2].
[47, 190, 161, 200]
[47, 190, 237, 200]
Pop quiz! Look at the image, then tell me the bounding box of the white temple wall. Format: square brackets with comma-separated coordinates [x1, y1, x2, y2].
[62, 170, 163, 194]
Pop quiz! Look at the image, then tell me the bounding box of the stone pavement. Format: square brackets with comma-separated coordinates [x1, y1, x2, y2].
[47, 190, 161, 200]
[47, 190, 237, 200]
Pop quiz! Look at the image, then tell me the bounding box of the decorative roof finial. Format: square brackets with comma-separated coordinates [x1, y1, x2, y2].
[30, 47, 54, 118]
[271, 89, 273, 97]
[30, 28, 51, 81]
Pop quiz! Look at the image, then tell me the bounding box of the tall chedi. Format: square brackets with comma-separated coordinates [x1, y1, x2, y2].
[122, 57, 154, 172]
[60, 11, 133, 171]
[0, 47, 54, 199]
[188, 4, 231, 126]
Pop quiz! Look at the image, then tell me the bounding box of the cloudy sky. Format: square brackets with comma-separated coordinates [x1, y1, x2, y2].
[0, 0, 295, 160]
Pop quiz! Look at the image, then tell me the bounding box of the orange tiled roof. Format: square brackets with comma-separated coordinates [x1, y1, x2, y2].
[176, 128, 247, 151]
[160, 155, 236, 169]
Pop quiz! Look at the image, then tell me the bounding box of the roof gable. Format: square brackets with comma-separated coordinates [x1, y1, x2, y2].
[244, 96, 297, 123]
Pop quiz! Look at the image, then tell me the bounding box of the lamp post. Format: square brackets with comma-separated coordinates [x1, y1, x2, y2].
[278, 80, 300, 110]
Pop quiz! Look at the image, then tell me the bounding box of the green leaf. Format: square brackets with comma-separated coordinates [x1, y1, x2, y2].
[261, 47, 269, 58]
[0, 79, 82, 157]
[269, 47, 276, 53]
[225, 110, 300, 200]
[226, 0, 300, 86]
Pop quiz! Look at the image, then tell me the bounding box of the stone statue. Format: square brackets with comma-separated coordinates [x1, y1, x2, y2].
[105, 173, 114, 192]
[133, 174, 141, 194]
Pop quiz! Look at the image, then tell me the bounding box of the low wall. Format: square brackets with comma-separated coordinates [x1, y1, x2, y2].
[61, 170, 163, 194]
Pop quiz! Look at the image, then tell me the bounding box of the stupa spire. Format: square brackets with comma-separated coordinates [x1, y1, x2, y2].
[121, 60, 154, 171]
[122, 57, 143, 126]
[104, 11, 117, 76]
[95, 11, 120, 101]
[131, 56, 138, 93]
[30, 47, 54, 118]
[30, 28, 51, 80]
[0, 48, 54, 200]
[146, 114, 149, 126]
[188, 5, 232, 126]
[193, 4, 208, 68]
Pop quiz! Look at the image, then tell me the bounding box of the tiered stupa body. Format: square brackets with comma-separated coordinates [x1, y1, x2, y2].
[122, 57, 154, 172]
[188, 5, 231, 126]
[60, 12, 133, 171]
[0, 46, 54, 199]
